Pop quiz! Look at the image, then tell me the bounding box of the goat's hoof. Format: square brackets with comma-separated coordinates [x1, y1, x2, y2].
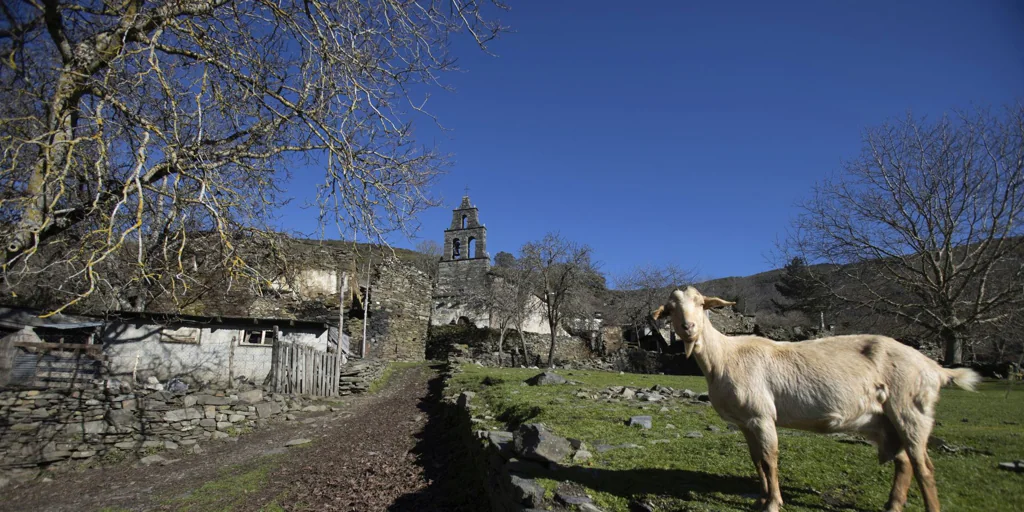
[761, 501, 783, 512]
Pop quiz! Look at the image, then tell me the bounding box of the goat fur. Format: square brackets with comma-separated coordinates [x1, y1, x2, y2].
[653, 286, 979, 512]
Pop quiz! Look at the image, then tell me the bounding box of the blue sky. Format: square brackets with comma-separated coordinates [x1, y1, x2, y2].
[279, 0, 1023, 283]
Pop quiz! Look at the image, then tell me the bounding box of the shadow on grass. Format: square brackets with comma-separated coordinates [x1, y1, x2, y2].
[510, 461, 851, 512]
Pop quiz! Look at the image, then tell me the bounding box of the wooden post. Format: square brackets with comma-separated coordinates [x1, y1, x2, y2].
[270, 325, 281, 391]
[339, 273, 349, 365]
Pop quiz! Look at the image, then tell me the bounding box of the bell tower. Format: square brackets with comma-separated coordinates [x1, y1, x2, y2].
[442, 195, 488, 263]
[432, 195, 492, 326]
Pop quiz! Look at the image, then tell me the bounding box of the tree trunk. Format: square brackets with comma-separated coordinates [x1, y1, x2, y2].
[942, 328, 964, 366]
[497, 326, 507, 367]
[546, 326, 557, 368]
[517, 326, 529, 367]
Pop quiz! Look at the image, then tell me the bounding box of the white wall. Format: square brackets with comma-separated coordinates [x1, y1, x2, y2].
[102, 322, 328, 385]
[270, 268, 338, 297]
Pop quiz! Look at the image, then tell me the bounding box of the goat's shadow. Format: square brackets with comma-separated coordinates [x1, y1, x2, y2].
[510, 462, 856, 511]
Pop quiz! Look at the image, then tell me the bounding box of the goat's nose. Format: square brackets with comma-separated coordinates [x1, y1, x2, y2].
[684, 321, 695, 331]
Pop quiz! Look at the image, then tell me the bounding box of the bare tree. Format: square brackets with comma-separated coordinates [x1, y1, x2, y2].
[613, 263, 696, 350]
[520, 233, 599, 368]
[0, 0, 507, 315]
[482, 258, 538, 366]
[412, 239, 442, 281]
[787, 105, 1024, 365]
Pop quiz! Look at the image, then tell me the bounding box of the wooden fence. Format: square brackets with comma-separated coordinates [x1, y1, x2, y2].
[272, 342, 343, 397]
[6, 342, 104, 388]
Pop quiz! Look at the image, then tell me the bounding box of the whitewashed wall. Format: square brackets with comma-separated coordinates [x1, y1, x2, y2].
[102, 322, 328, 385]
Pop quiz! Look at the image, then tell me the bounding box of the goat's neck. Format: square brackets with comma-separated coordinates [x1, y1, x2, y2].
[693, 321, 731, 384]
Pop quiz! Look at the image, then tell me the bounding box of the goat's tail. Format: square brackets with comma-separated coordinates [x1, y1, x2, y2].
[943, 367, 981, 391]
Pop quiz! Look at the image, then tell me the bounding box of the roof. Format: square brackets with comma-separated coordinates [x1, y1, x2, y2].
[0, 305, 330, 331]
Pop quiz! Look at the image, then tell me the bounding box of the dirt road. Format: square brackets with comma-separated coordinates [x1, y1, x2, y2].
[2, 364, 485, 512]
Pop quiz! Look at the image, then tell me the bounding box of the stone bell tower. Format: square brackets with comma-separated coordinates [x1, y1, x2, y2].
[432, 195, 492, 326]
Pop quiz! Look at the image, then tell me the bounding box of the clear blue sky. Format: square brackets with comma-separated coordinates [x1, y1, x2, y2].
[279, 0, 1024, 284]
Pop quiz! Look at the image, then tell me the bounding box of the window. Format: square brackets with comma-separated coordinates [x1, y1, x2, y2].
[452, 239, 461, 259]
[462, 214, 467, 229]
[468, 236, 476, 258]
[241, 329, 273, 346]
[160, 326, 201, 344]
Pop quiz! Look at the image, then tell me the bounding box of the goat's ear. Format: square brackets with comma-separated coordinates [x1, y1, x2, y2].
[651, 305, 668, 320]
[703, 296, 736, 310]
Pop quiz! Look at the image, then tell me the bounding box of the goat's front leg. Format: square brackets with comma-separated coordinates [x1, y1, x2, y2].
[744, 418, 783, 512]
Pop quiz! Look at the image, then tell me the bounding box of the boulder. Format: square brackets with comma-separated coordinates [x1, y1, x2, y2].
[513, 423, 571, 463]
[509, 475, 545, 508]
[525, 371, 567, 386]
[628, 416, 652, 429]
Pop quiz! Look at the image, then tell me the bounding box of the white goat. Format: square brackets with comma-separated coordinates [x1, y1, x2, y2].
[652, 286, 979, 512]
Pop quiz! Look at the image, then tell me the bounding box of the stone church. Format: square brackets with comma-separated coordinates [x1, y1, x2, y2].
[429, 196, 565, 335]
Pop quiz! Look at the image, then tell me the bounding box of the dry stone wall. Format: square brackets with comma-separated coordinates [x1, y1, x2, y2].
[0, 360, 389, 483]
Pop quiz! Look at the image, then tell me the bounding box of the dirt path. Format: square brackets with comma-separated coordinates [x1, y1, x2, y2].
[2, 364, 485, 512]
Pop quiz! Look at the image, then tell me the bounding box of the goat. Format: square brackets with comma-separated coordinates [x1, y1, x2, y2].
[652, 286, 979, 512]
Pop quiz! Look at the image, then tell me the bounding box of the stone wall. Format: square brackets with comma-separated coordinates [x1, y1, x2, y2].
[435, 258, 491, 301]
[362, 259, 432, 361]
[0, 361, 390, 483]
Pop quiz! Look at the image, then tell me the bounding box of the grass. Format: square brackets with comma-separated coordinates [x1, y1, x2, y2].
[161, 455, 283, 512]
[367, 360, 431, 394]
[449, 366, 1024, 512]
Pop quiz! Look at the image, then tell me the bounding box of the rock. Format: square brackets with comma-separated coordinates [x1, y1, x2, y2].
[526, 371, 567, 386]
[106, 409, 135, 427]
[556, 491, 593, 506]
[685, 431, 704, 439]
[71, 450, 96, 459]
[82, 420, 107, 434]
[255, 401, 282, 418]
[572, 449, 593, 463]
[199, 418, 216, 428]
[189, 444, 205, 455]
[196, 395, 236, 406]
[644, 393, 664, 402]
[486, 431, 516, 459]
[183, 395, 198, 408]
[621, 388, 636, 400]
[139, 454, 167, 466]
[166, 378, 188, 393]
[285, 414, 297, 421]
[514, 423, 571, 463]
[164, 408, 203, 422]
[998, 461, 1024, 473]
[568, 438, 586, 450]
[628, 416, 653, 429]
[579, 504, 606, 512]
[237, 390, 263, 404]
[697, 393, 711, 402]
[681, 389, 696, 399]
[164, 441, 179, 450]
[228, 414, 246, 423]
[285, 438, 312, 447]
[509, 475, 545, 507]
[212, 431, 229, 440]
[457, 391, 476, 408]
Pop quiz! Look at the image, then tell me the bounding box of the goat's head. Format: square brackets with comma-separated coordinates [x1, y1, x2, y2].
[652, 286, 735, 358]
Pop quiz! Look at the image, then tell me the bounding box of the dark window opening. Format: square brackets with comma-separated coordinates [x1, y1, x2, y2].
[452, 239, 461, 259]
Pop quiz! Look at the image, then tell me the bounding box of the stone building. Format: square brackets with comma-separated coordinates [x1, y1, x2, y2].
[429, 196, 581, 337]
[432, 195, 493, 327]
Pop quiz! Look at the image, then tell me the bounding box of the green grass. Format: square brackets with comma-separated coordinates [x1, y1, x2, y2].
[367, 361, 430, 393]
[449, 366, 1024, 512]
[161, 455, 282, 512]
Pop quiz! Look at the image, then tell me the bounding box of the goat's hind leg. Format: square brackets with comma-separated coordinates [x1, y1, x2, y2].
[887, 405, 941, 511]
[867, 417, 912, 512]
